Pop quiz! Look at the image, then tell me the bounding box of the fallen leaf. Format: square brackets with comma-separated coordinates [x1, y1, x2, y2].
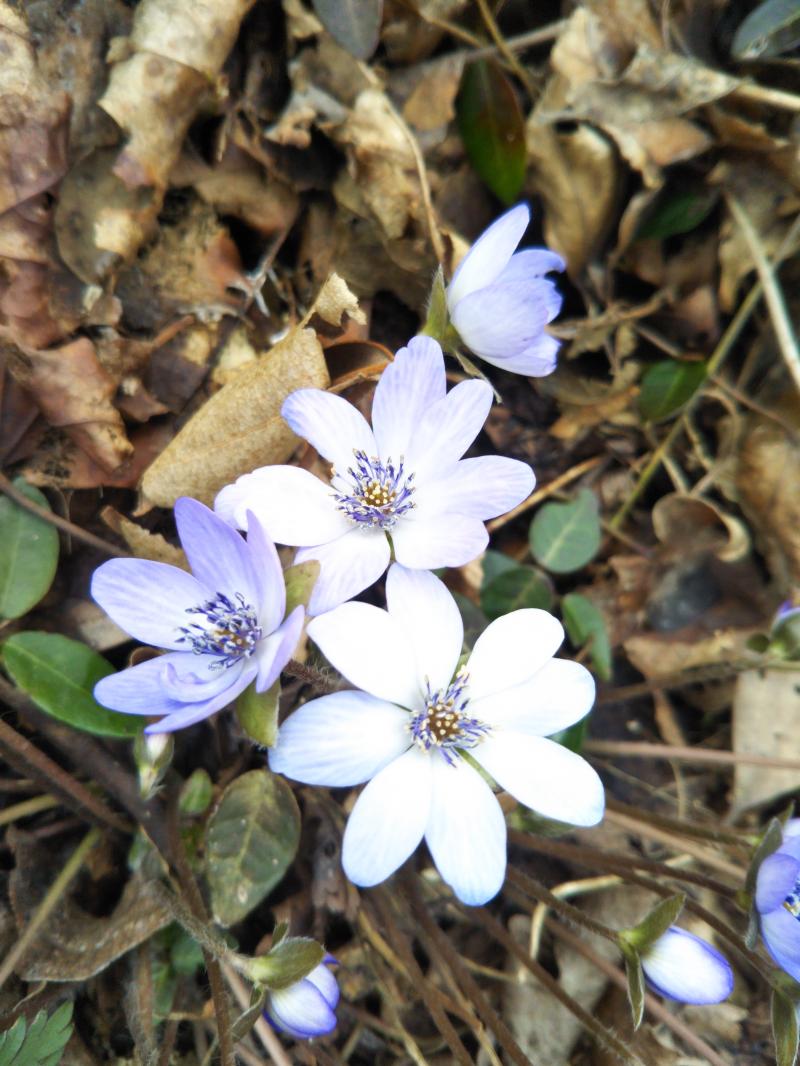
[732, 667, 800, 814]
[101, 506, 189, 568]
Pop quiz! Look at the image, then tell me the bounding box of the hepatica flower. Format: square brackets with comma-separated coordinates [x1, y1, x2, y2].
[641, 928, 734, 1005]
[755, 820, 800, 980]
[445, 203, 565, 377]
[216, 336, 534, 615]
[91, 498, 304, 733]
[265, 957, 339, 1040]
[269, 565, 604, 905]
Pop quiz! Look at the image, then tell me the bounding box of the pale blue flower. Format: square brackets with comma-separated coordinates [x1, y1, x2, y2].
[269, 565, 603, 905]
[91, 498, 304, 733]
[265, 957, 339, 1040]
[756, 820, 800, 980]
[641, 927, 734, 1005]
[215, 336, 534, 615]
[447, 203, 565, 376]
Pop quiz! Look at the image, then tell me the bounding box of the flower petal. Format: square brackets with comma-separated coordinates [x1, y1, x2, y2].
[91, 560, 207, 650]
[268, 979, 337, 1039]
[447, 203, 529, 307]
[144, 679, 253, 734]
[342, 746, 432, 887]
[412, 456, 535, 521]
[269, 690, 410, 786]
[243, 510, 285, 633]
[385, 565, 463, 694]
[425, 754, 506, 905]
[761, 907, 800, 981]
[255, 604, 304, 691]
[484, 333, 561, 377]
[215, 465, 350, 545]
[641, 929, 733, 1005]
[470, 659, 595, 736]
[296, 528, 390, 616]
[756, 852, 800, 914]
[372, 336, 447, 460]
[500, 247, 566, 281]
[307, 601, 421, 707]
[95, 653, 251, 715]
[405, 380, 492, 480]
[465, 609, 564, 700]
[474, 733, 604, 826]
[282, 389, 376, 474]
[391, 511, 488, 570]
[162, 655, 247, 703]
[174, 497, 259, 605]
[450, 280, 551, 360]
[306, 963, 340, 1010]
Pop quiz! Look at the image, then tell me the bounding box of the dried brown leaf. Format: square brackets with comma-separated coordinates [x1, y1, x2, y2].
[652, 494, 750, 563]
[733, 667, 800, 814]
[101, 505, 189, 568]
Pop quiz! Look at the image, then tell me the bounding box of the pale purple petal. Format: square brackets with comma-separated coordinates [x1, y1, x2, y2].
[466, 609, 564, 700]
[307, 601, 421, 707]
[282, 389, 376, 474]
[641, 929, 734, 1005]
[761, 907, 800, 981]
[486, 333, 561, 377]
[144, 675, 254, 734]
[756, 853, 800, 914]
[390, 511, 488, 570]
[91, 560, 206, 651]
[777, 835, 800, 862]
[306, 962, 339, 1009]
[450, 280, 552, 361]
[412, 456, 534, 521]
[470, 660, 595, 736]
[255, 605, 304, 691]
[215, 465, 350, 546]
[94, 652, 251, 714]
[269, 690, 410, 786]
[243, 510, 285, 633]
[447, 203, 529, 307]
[500, 247, 566, 281]
[474, 733, 604, 826]
[342, 747, 432, 887]
[405, 380, 493, 480]
[296, 528, 391, 615]
[372, 336, 447, 460]
[385, 565, 463, 694]
[268, 979, 337, 1039]
[174, 497, 259, 606]
[425, 754, 506, 905]
[162, 655, 248, 703]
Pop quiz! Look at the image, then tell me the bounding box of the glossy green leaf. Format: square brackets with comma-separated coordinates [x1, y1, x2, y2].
[205, 769, 301, 926]
[481, 565, 553, 620]
[1, 632, 144, 738]
[639, 360, 707, 422]
[179, 768, 214, 816]
[622, 947, 646, 1030]
[248, 937, 324, 991]
[284, 560, 319, 618]
[236, 679, 280, 748]
[529, 489, 601, 574]
[620, 893, 685, 953]
[772, 987, 800, 1066]
[312, 0, 383, 59]
[562, 592, 612, 681]
[0, 1001, 73, 1066]
[480, 549, 518, 588]
[636, 187, 718, 240]
[457, 59, 526, 205]
[0, 479, 59, 619]
[732, 0, 800, 58]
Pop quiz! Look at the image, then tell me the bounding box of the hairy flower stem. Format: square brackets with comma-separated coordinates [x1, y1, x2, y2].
[283, 658, 340, 695]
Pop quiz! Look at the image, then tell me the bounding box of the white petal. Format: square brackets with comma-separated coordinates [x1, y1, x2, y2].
[214, 465, 350, 545]
[447, 204, 529, 307]
[451, 280, 551, 360]
[470, 659, 595, 736]
[481, 333, 561, 377]
[391, 511, 488, 570]
[372, 336, 446, 460]
[425, 754, 506, 905]
[474, 733, 604, 826]
[500, 247, 566, 280]
[405, 380, 492, 481]
[466, 609, 564, 701]
[412, 456, 535, 521]
[343, 747, 432, 887]
[386, 564, 463, 694]
[307, 601, 421, 707]
[282, 389, 376, 474]
[268, 980, 337, 1039]
[296, 528, 391, 616]
[306, 962, 340, 1009]
[269, 690, 411, 786]
[642, 929, 733, 1005]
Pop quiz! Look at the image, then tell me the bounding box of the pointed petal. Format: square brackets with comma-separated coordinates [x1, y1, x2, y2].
[761, 907, 800, 981]
[143, 669, 253, 733]
[174, 497, 259, 605]
[425, 755, 506, 905]
[296, 528, 391, 615]
[306, 963, 339, 1009]
[470, 659, 595, 736]
[386, 565, 463, 694]
[95, 653, 250, 714]
[268, 980, 337, 1039]
[269, 690, 410, 786]
[255, 605, 304, 691]
[474, 733, 604, 827]
[282, 389, 376, 474]
[215, 465, 350, 546]
[342, 747, 432, 887]
[466, 609, 564, 700]
[390, 510, 489, 570]
[642, 929, 734, 1005]
[405, 380, 492, 480]
[412, 456, 535, 521]
[482, 333, 561, 377]
[243, 510, 285, 632]
[447, 203, 529, 307]
[91, 560, 206, 650]
[500, 247, 566, 280]
[450, 280, 551, 361]
[307, 601, 421, 707]
[372, 336, 446, 460]
[162, 655, 247, 703]
[756, 852, 800, 914]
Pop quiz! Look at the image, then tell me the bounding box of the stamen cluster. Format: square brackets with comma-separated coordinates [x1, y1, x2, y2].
[333, 450, 415, 530]
[410, 669, 490, 765]
[178, 592, 262, 668]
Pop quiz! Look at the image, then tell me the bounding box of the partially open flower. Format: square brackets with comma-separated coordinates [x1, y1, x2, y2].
[269, 565, 603, 905]
[756, 820, 800, 980]
[641, 928, 734, 1005]
[445, 203, 565, 376]
[265, 957, 339, 1040]
[91, 499, 304, 733]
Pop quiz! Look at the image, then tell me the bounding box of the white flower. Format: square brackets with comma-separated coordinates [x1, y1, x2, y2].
[269, 565, 604, 905]
[446, 203, 565, 376]
[265, 957, 339, 1040]
[641, 928, 734, 1005]
[215, 336, 534, 615]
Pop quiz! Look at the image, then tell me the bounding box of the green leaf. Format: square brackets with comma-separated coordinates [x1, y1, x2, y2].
[622, 947, 646, 1030]
[480, 549, 518, 589]
[0, 1001, 73, 1066]
[481, 565, 553, 620]
[0, 479, 59, 619]
[205, 769, 301, 926]
[550, 715, 588, 753]
[620, 894, 686, 954]
[248, 937, 325, 991]
[562, 592, 612, 681]
[1, 632, 144, 738]
[638, 360, 707, 423]
[311, 0, 383, 59]
[529, 489, 601, 574]
[236, 679, 280, 748]
[284, 560, 319, 618]
[456, 59, 526, 205]
[179, 768, 214, 816]
[773, 987, 800, 1066]
[636, 187, 718, 240]
[746, 818, 785, 897]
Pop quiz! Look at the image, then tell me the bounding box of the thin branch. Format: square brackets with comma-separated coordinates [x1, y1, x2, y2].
[589, 739, 800, 773]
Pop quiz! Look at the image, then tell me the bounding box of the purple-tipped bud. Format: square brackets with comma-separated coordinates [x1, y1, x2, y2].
[641, 928, 734, 1005]
[265, 957, 339, 1040]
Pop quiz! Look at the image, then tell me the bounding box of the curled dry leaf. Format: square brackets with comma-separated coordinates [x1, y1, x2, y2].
[101, 505, 189, 569]
[652, 493, 750, 563]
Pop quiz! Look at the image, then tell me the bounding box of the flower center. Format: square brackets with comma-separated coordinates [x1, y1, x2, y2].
[333, 450, 415, 531]
[409, 669, 490, 766]
[784, 877, 800, 920]
[177, 592, 262, 669]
